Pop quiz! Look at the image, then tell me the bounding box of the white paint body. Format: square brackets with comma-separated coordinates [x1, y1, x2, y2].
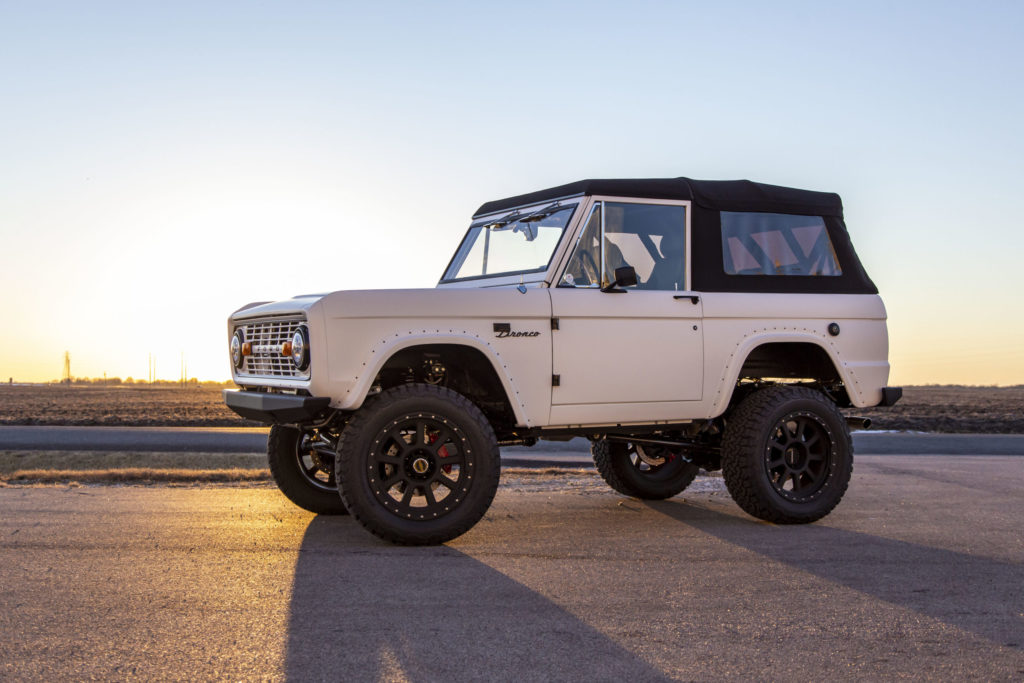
[229, 195, 891, 429]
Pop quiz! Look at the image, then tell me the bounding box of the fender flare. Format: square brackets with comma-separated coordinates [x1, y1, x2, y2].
[337, 330, 531, 426]
[709, 327, 861, 416]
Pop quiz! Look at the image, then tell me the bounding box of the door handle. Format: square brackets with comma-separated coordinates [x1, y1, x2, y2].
[674, 295, 699, 304]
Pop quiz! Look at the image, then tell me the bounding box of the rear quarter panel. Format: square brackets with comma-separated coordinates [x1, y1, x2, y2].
[701, 292, 890, 414]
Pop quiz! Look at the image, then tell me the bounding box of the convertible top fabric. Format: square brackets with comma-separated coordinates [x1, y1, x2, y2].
[473, 177, 843, 218]
[471, 176, 875, 294]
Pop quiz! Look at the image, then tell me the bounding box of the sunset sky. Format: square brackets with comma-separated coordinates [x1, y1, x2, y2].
[2, 1, 1022, 385]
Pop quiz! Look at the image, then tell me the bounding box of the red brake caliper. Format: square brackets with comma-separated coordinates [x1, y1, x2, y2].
[429, 433, 452, 473]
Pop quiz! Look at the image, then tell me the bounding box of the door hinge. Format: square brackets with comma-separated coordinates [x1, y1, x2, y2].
[550, 317, 560, 330]
[552, 374, 561, 387]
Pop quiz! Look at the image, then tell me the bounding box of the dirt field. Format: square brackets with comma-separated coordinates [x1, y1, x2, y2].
[0, 384, 255, 427]
[1, 383, 1022, 433]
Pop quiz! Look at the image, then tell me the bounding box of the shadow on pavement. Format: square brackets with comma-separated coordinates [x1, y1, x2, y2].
[284, 516, 670, 681]
[646, 500, 1023, 649]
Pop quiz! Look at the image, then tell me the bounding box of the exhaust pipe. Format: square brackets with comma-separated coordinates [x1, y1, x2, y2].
[845, 416, 872, 431]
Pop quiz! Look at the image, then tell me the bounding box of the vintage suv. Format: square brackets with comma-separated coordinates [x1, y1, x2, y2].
[224, 177, 901, 545]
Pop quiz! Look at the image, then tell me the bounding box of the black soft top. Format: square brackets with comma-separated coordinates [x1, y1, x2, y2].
[474, 177, 843, 218]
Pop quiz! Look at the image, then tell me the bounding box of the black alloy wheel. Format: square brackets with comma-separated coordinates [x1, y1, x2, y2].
[336, 384, 500, 545]
[267, 425, 348, 515]
[764, 411, 833, 502]
[366, 413, 471, 521]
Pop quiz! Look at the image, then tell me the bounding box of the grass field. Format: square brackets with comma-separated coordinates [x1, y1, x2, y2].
[1, 383, 1022, 433]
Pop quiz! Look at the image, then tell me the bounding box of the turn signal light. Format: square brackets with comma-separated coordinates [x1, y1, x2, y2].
[281, 341, 293, 357]
[241, 342, 252, 356]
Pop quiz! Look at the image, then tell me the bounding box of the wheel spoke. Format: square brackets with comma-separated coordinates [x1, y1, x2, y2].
[435, 474, 460, 491]
[387, 430, 410, 454]
[423, 486, 437, 506]
[382, 471, 404, 489]
[376, 453, 402, 466]
[401, 485, 416, 506]
[415, 421, 427, 447]
[777, 469, 792, 488]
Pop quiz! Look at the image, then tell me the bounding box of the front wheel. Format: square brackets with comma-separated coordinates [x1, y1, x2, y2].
[721, 385, 852, 524]
[592, 439, 699, 499]
[335, 384, 501, 545]
[267, 425, 348, 515]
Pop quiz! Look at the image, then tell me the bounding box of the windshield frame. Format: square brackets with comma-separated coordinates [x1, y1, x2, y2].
[438, 199, 581, 285]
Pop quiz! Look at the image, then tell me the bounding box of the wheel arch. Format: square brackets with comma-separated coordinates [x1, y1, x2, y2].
[343, 335, 528, 429]
[712, 332, 853, 416]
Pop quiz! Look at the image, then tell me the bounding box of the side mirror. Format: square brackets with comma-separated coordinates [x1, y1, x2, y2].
[601, 265, 637, 293]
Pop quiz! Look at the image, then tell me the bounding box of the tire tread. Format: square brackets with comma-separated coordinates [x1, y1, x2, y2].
[267, 425, 348, 515]
[721, 385, 852, 524]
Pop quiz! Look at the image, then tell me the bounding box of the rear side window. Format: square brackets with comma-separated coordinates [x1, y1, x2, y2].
[721, 212, 841, 276]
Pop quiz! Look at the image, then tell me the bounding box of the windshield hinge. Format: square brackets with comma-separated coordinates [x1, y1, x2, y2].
[550, 317, 559, 330]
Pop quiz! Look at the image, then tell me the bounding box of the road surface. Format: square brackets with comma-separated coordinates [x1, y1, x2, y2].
[1, 455, 1021, 680]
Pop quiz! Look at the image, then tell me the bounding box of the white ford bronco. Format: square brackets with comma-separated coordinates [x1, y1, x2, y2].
[224, 177, 901, 545]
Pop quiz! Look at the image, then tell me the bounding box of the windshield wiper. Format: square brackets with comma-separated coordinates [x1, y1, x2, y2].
[520, 202, 562, 223]
[482, 211, 523, 230]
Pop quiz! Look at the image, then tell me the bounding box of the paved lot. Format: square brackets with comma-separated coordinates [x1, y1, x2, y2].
[1, 456, 1022, 680]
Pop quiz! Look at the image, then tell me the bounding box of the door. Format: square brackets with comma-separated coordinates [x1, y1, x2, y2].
[549, 199, 703, 424]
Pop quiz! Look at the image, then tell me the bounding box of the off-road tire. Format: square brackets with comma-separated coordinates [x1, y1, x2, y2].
[335, 384, 501, 545]
[592, 439, 700, 499]
[267, 425, 348, 515]
[721, 385, 852, 524]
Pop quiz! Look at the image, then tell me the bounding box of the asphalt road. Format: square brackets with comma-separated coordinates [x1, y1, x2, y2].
[1, 426, 1023, 468]
[1, 455, 1022, 680]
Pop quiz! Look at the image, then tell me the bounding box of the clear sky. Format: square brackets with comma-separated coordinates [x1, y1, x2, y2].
[1, 1, 1022, 385]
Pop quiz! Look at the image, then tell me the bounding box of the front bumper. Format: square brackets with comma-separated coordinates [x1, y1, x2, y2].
[223, 390, 331, 424]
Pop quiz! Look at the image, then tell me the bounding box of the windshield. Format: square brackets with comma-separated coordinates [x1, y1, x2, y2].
[441, 204, 576, 282]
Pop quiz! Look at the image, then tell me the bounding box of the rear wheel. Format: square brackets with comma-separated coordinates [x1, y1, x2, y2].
[335, 384, 501, 545]
[267, 425, 348, 515]
[592, 438, 700, 499]
[721, 385, 852, 524]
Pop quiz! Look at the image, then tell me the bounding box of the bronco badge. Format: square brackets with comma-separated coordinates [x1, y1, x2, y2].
[493, 322, 540, 338]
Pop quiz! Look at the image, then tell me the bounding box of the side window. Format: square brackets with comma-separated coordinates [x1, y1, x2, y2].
[721, 212, 842, 276]
[562, 202, 687, 290]
[562, 204, 602, 287]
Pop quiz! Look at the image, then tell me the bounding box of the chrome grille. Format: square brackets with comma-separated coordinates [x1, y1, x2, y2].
[236, 316, 309, 379]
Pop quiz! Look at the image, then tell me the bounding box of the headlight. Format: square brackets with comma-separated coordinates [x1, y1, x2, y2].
[291, 325, 310, 371]
[231, 330, 245, 369]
